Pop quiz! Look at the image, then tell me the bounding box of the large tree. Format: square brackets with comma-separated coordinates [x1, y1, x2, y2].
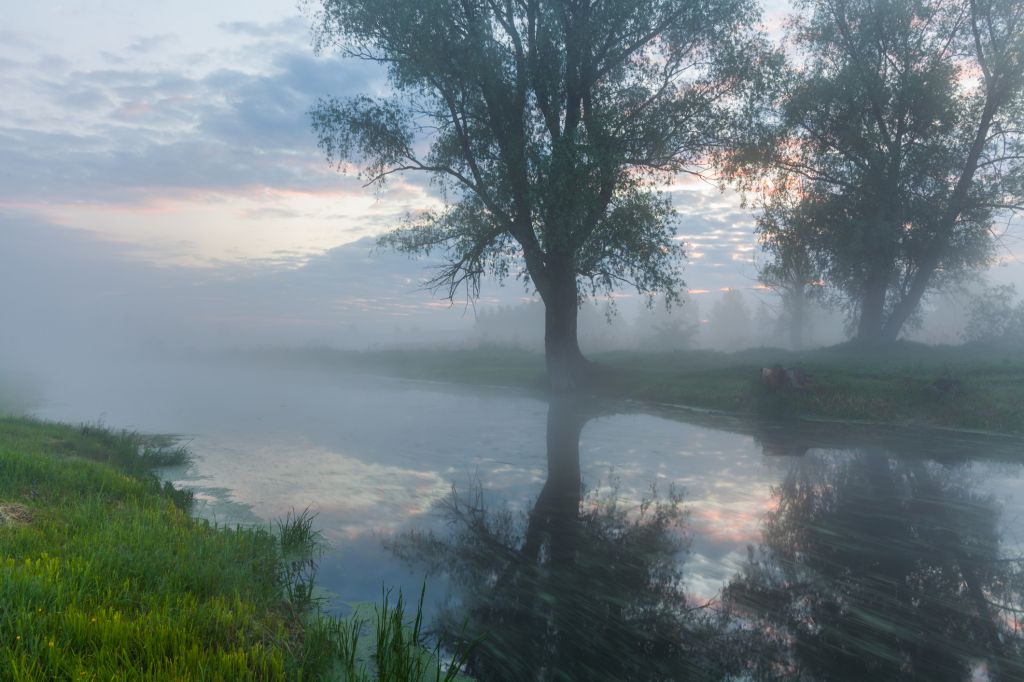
[747, 0, 1024, 342]
[307, 0, 770, 387]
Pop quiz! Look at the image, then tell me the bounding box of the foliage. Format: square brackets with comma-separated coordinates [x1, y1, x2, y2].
[324, 587, 474, 682]
[632, 292, 701, 352]
[308, 0, 768, 298]
[705, 288, 752, 351]
[741, 0, 1024, 341]
[756, 193, 825, 348]
[962, 283, 1024, 345]
[277, 508, 325, 616]
[0, 418, 294, 679]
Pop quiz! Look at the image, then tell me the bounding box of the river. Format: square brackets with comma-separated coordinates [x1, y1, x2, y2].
[34, 359, 1024, 679]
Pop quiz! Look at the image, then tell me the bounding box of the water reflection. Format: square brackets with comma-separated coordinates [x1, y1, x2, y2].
[393, 396, 1024, 681]
[390, 396, 748, 681]
[726, 451, 1024, 680]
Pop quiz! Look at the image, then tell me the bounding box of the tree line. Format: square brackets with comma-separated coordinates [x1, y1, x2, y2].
[307, 0, 1024, 387]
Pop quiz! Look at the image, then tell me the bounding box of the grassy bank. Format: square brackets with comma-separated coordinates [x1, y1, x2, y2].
[235, 343, 1024, 434]
[594, 343, 1024, 434]
[0, 417, 470, 680]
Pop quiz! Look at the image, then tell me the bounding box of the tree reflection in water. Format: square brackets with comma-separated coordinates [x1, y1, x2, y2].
[388, 396, 747, 681]
[391, 396, 1024, 680]
[726, 452, 1024, 681]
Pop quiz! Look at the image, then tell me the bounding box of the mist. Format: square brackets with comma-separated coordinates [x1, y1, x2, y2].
[4, 0, 1024, 678]
[5, 205, 1015, 386]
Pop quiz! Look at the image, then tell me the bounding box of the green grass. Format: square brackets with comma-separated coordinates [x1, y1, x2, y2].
[317, 587, 473, 682]
[590, 342, 1024, 433]
[233, 342, 1024, 434]
[0, 416, 474, 680]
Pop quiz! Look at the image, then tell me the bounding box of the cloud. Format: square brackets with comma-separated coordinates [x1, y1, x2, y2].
[218, 17, 309, 39]
[0, 48, 385, 205]
[242, 206, 309, 220]
[0, 10, 764, 285]
[35, 54, 72, 73]
[0, 30, 38, 51]
[127, 34, 178, 54]
[668, 188, 762, 292]
[57, 88, 115, 111]
[198, 53, 378, 149]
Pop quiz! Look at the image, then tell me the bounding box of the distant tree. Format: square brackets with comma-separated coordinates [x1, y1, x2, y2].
[633, 292, 700, 351]
[751, 300, 781, 346]
[706, 288, 751, 350]
[473, 299, 632, 351]
[962, 283, 1024, 345]
[756, 194, 824, 349]
[307, 0, 771, 388]
[740, 0, 1024, 343]
[473, 301, 546, 349]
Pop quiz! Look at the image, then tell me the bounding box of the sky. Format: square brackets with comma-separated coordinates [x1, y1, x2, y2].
[1, 0, 1023, 358]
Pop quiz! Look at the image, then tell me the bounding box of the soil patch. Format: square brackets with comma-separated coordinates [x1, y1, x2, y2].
[0, 503, 32, 525]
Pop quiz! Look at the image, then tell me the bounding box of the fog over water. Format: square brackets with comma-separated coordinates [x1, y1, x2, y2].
[27, 357, 1024, 620]
[4, 0, 1024, 678]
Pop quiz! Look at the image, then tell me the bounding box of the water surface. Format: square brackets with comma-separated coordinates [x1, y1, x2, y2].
[36, 360, 1024, 679]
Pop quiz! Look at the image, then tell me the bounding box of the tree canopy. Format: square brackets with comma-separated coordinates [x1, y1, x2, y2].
[742, 0, 1024, 342]
[308, 0, 772, 385]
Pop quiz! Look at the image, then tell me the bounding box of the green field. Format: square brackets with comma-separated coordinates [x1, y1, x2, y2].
[234, 342, 1024, 435]
[593, 343, 1024, 434]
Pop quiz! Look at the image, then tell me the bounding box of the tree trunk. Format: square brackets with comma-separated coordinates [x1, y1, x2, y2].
[789, 286, 806, 350]
[543, 395, 584, 565]
[521, 394, 585, 565]
[879, 85, 1002, 341]
[542, 271, 590, 392]
[880, 266, 934, 341]
[856, 268, 889, 343]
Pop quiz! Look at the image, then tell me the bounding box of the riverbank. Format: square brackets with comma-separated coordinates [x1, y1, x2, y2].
[232, 342, 1024, 435]
[0, 417, 327, 678]
[0, 417, 470, 680]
